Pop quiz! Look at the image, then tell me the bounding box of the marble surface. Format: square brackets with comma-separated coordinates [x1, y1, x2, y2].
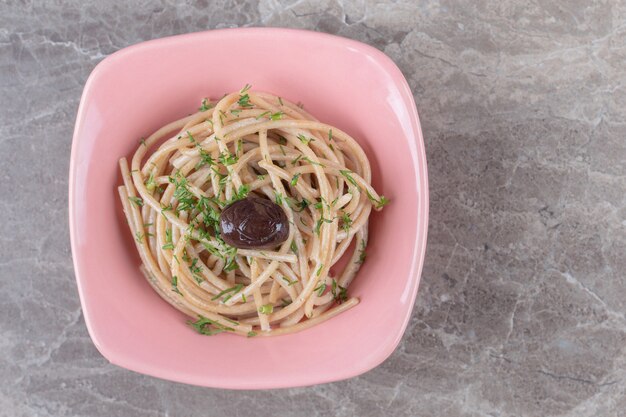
[1, 1, 625, 416]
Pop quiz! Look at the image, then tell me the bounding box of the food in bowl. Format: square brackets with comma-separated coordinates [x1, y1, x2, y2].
[118, 86, 388, 337]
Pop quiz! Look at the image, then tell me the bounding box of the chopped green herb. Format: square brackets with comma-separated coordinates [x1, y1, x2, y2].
[198, 98, 212, 112]
[211, 284, 244, 302]
[341, 211, 352, 234]
[291, 154, 303, 165]
[196, 147, 215, 169]
[144, 172, 156, 192]
[281, 276, 298, 286]
[258, 304, 273, 314]
[270, 111, 284, 121]
[187, 316, 234, 336]
[235, 184, 250, 201]
[256, 174, 267, 180]
[190, 258, 203, 283]
[339, 170, 359, 187]
[316, 264, 324, 276]
[281, 298, 292, 307]
[278, 97, 284, 106]
[328, 129, 333, 141]
[171, 275, 183, 296]
[314, 282, 326, 296]
[297, 134, 314, 145]
[331, 279, 348, 303]
[247, 331, 257, 337]
[275, 192, 284, 206]
[366, 189, 390, 209]
[290, 240, 298, 254]
[278, 135, 287, 145]
[169, 174, 195, 213]
[129, 196, 143, 207]
[292, 198, 310, 212]
[140, 137, 147, 147]
[162, 229, 175, 250]
[255, 111, 270, 120]
[224, 318, 240, 326]
[279, 144, 286, 155]
[290, 173, 301, 186]
[240, 83, 252, 94]
[230, 109, 242, 116]
[218, 151, 238, 166]
[356, 240, 367, 264]
[302, 156, 324, 167]
[314, 217, 333, 235]
[186, 131, 196, 144]
[241, 293, 247, 303]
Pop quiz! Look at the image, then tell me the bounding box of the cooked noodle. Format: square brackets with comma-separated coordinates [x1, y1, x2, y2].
[118, 86, 388, 336]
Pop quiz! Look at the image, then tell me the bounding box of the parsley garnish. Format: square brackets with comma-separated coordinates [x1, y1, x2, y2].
[234, 184, 250, 201]
[169, 174, 195, 213]
[281, 276, 298, 286]
[328, 129, 333, 141]
[171, 275, 183, 296]
[341, 211, 352, 233]
[218, 151, 238, 166]
[270, 111, 284, 120]
[129, 196, 143, 207]
[281, 298, 292, 307]
[331, 279, 348, 303]
[275, 192, 284, 205]
[314, 282, 326, 296]
[258, 304, 273, 314]
[189, 258, 203, 284]
[140, 137, 147, 147]
[292, 198, 310, 212]
[211, 284, 243, 302]
[196, 147, 215, 169]
[290, 173, 301, 186]
[247, 331, 257, 337]
[290, 240, 298, 254]
[339, 170, 359, 187]
[297, 134, 314, 145]
[255, 111, 270, 120]
[230, 109, 241, 116]
[162, 229, 175, 250]
[356, 240, 367, 264]
[144, 173, 156, 192]
[291, 154, 303, 165]
[199, 98, 212, 112]
[188, 316, 234, 336]
[316, 264, 324, 276]
[302, 156, 324, 167]
[314, 217, 333, 235]
[256, 174, 267, 180]
[366, 190, 390, 209]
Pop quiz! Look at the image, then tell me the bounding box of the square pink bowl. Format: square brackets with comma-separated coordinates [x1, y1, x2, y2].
[69, 28, 428, 389]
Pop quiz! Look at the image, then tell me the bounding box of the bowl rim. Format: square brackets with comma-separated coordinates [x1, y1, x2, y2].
[69, 27, 429, 389]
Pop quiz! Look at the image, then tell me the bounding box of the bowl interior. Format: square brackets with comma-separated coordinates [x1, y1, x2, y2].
[70, 28, 428, 389]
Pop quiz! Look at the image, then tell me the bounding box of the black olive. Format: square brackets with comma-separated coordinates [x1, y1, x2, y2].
[220, 196, 289, 249]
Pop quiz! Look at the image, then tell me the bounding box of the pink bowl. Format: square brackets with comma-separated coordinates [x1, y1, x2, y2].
[69, 28, 428, 389]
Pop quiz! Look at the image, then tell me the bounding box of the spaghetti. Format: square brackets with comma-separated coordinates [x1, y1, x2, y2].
[118, 86, 388, 336]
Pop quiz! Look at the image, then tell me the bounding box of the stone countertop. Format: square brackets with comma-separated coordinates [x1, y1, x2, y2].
[1, 1, 625, 416]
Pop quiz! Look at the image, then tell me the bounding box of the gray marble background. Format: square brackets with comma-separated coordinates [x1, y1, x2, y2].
[1, 1, 625, 416]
